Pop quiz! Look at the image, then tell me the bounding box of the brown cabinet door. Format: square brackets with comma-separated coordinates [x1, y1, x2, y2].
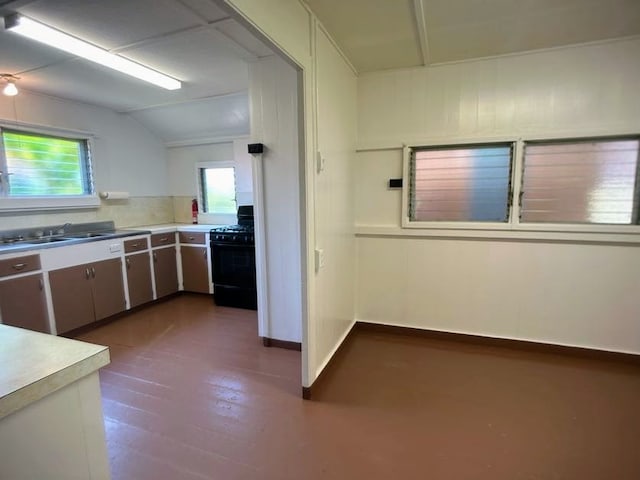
[49, 265, 94, 334]
[92, 258, 126, 321]
[181, 246, 210, 293]
[153, 246, 178, 298]
[0, 273, 50, 333]
[126, 252, 153, 308]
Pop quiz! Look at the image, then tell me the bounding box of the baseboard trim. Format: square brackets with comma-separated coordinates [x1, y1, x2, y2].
[355, 321, 640, 365]
[262, 337, 302, 351]
[301, 320, 640, 399]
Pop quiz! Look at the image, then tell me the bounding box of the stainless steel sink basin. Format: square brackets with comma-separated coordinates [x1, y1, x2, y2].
[25, 237, 70, 244]
[62, 232, 111, 238]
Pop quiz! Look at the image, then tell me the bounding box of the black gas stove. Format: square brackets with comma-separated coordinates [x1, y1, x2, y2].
[210, 206, 257, 310]
[209, 224, 254, 245]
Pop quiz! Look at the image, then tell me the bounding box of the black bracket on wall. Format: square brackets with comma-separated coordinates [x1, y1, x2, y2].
[388, 178, 403, 189]
[248, 143, 264, 154]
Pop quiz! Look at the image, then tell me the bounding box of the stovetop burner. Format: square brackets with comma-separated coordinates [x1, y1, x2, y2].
[210, 224, 254, 245]
[211, 225, 254, 234]
[210, 205, 255, 245]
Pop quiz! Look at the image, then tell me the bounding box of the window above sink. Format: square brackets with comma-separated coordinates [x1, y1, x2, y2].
[0, 124, 100, 212]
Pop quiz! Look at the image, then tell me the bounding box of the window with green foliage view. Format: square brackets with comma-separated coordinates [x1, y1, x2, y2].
[0, 129, 92, 197]
[200, 166, 237, 214]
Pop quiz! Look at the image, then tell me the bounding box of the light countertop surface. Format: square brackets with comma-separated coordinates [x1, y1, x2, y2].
[0, 325, 110, 420]
[133, 223, 227, 234]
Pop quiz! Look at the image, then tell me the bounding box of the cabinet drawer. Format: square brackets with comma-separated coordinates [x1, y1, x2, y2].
[179, 232, 205, 245]
[0, 254, 41, 278]
[151, 232, 176, 247]
[124, 237, 149, 253]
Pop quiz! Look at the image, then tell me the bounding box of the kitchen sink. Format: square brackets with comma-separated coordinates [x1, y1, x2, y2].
[0, 222, 151, 254]
[62, 232, 111, 238]
[25, 237, 71, 244]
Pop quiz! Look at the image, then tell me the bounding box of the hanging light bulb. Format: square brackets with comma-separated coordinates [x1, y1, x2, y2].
[1, 74, 20, 96]
[3, 80, 18, 96]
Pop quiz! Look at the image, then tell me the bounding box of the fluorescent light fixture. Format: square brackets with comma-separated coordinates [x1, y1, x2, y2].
[4, 14, 181, 90]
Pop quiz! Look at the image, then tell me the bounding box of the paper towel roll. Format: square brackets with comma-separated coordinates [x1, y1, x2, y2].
[99, 191, 130, 200]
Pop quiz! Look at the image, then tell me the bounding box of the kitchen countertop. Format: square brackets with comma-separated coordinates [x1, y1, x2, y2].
[136, 223, 226, 234]
[0, 325, 110, 420]
[0, 224, 228, 256]
[0, 228, 151, 256]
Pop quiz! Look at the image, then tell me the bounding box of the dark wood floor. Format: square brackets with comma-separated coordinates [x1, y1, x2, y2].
[76, 295, 640, 480]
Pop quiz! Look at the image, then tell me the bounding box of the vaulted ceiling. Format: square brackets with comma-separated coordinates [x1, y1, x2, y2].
[305, 0, 640, 72]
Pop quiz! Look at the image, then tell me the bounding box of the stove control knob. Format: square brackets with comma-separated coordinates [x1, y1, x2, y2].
[233, 235, 237, 241]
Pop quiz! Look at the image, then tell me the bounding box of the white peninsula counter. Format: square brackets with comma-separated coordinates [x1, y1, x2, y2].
[0, 324, 111, 479]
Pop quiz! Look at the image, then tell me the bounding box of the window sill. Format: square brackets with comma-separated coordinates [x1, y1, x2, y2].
[0, 196, 101, 212]
[355, 225, 640, 245]
[198, 212, 237, 225]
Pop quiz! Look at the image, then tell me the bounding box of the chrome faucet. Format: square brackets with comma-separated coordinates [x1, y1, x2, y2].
[56, 223, 72, 235]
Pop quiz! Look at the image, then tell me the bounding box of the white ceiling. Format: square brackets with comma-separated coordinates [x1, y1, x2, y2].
[305, 0, 640, 72]
[0, 0, 274, 142]
[3, 0, 638, 143]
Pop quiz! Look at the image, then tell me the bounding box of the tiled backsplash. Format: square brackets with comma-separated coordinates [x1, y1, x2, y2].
[0, 196, 175, 230]
[172, 196, 194, 224]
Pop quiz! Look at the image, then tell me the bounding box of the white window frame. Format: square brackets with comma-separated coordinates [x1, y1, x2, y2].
[195, 161, 237, 225]
[402, 136, 519, 231]
[403, 138, 517, 230]
[0, 122, 99, 212]
[402, 133, 640, 236]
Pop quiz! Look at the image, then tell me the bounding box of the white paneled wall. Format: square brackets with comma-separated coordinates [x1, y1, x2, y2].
[358, 37, 640, 147]
[167, 139, 253, 223]
[0, 90, 170, 229]
[358, 237, 640, 353]
[0, 91, 169, 196]
[356, 38, 640, 354]
[249, 55, 303, 343]
[227, 0, 358, 386]
[314, 27, 357, 376]
[168, 142, 235, 196]
[226, 0, 312, 67]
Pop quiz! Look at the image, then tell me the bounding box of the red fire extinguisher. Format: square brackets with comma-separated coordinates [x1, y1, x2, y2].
[191, 198, 198, 224]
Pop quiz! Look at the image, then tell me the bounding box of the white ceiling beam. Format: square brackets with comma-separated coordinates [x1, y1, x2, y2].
[165, 133, 249, 148]
[110, 5, 258, 60]
[170, 0, 210, 26]
[412, 0, 431, 66]
[118, 89, 247, 113]
[110, 18, 229, 54]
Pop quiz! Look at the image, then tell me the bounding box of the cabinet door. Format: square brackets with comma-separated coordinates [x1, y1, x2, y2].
[92, 258, 126, 321]
[0, 273, 50, 333]
[153, 247, 178, 298]
[181, 246, 210, 293]
[126, 252, 153, 308]
[50, 265, 94, 334]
